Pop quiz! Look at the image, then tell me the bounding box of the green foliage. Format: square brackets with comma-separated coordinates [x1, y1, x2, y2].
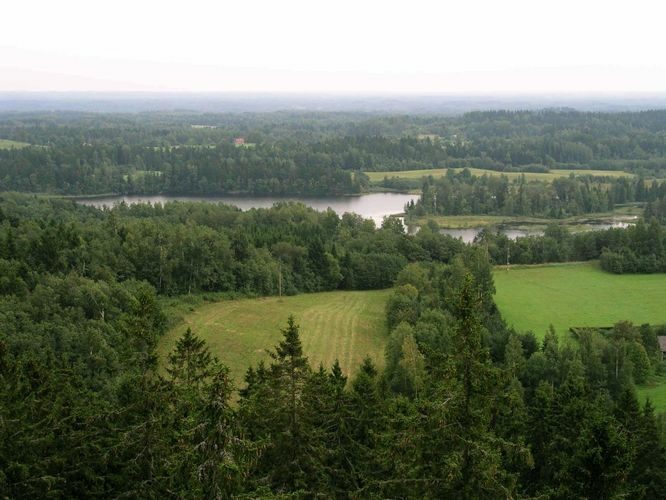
[385, 284, 419, 329]
[239, 316, 327, 492]
[628, 341, 652, 384]
[3, 110, 666, 197]
[467, 213, 666, 271]
[398, 332, 426, 399]
[0, 193, 460, 297]
[600, 218, 666, 274]
[410, 169, 635, 219]
[167, 327, 215, 388]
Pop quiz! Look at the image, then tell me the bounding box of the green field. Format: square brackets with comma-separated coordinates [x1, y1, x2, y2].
[0, 139, 30, 149]
[494, 262, 666, 338]
[158, 290, 390, 383]
[365, 167, 634, 183]
[637, 374, 666, 410]
[408, 205, 642, 229]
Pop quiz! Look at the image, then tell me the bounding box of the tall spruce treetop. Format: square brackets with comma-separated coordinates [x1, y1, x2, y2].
[166, 327, 215, 389]
[436, 272, 515, 498]
[243, 315, 319, 493]
[272, 315, 308, 370]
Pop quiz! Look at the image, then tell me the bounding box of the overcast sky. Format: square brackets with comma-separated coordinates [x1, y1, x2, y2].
[2, 0, 665, 93]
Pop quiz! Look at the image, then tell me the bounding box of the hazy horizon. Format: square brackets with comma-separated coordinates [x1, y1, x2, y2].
[3, 91, 666, 114]
[2, 0, 666, 94]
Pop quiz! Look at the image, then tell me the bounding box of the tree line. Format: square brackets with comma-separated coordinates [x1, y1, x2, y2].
[406, 169, 665, 218]
[0, 194, 471, 297]
[3, 109, 666, 196]
[466, 217, 665, 274]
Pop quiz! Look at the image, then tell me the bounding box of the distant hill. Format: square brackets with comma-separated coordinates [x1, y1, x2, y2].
[2, 92, 666, 114]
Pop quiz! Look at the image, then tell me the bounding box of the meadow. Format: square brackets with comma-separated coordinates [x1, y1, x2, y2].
[158, 262, 666, 407]
[0, 139, 30, 149]
[158, 289, 390, 383]
[407, 205, 642, 229]
[494, 261, 666, 338]
[637, 374, 666, 410]
[365, 167, 634, 183]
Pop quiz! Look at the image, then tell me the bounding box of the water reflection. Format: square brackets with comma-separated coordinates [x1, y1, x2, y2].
[436, 228, 540, 244]
[436, 220, 634, 244]
[76, 193, 420, 227]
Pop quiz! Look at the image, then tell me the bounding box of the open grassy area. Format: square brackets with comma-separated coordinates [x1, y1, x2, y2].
[637, 373, 666, 411]
[0, 139, 30, 149]
[494, 261, 666, 338]
[365, 167, 634, 183]
[409, 205, 642, 229]
[157, 290, 390, 383]
[410, 214, 550, 229]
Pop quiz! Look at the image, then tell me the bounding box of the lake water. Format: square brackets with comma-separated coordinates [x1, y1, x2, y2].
[436, 228, 543, 243]
[76, 193, 420, 226]
[437, 220, 634, 243]
[76, 194, 635, 240]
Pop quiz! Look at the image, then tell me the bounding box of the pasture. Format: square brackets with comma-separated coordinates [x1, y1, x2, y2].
[365, 167, 634, 183]
[494, 261, 666, 338]
[637, 374, 666, 411]
[0, 139, 30, 149]
[408, 205, 641, 229]
[158, 289, 390, 383]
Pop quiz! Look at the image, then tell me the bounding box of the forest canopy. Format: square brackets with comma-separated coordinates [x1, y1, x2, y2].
[2, 106, 666, 497]
[1, 193, 666, 497]
[2, 109, 666, 195]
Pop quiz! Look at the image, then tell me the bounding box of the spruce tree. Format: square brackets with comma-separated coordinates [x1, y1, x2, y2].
[166, 327, 215, 391]
[241, 315, 320, 493]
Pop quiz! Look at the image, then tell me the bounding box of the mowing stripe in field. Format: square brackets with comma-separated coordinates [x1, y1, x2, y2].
[157, 289, 390, 384]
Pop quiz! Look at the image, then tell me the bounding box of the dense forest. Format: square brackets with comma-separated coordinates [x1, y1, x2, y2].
[405, 169, 665, 218]
[469, 217, 666, 273]
[448, 190, 666, 271]
[2, 109, 666, 195]
[2, 194, 666, 497]
[0, 194, 468, 296]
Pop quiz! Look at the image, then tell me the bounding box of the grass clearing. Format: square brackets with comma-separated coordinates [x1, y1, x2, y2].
[365, 167, 634, 183]
[494, 261, 666, 338]
[410, 214, 550, 229]
[637, 373, 666, 411]
[157, 289, 390, 383]
[0, 139, 30, 149]
[409, 205, 642, 229]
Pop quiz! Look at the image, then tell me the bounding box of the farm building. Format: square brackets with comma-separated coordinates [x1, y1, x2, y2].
[234, 137, 245, 146]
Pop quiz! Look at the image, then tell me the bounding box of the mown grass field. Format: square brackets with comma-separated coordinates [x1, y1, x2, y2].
[365, 167, 634, 183]
[158, 290, 390, 383]
[408, 205, 642, 229]
[494, 261, 666, 338]
[0, 139, 30, 149]
[637, 374, 666, 410]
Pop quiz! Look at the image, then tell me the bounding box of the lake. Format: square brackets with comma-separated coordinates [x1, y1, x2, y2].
[76, 193, 420, 226]
[436, 220, 634, 243]
[435, 228, 541, 243]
